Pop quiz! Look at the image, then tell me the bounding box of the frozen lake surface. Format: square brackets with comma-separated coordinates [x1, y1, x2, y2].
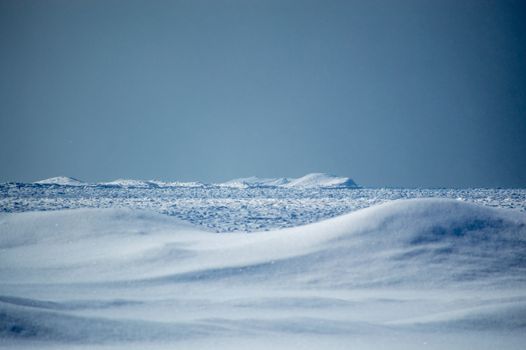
[1, 183, 525, 232]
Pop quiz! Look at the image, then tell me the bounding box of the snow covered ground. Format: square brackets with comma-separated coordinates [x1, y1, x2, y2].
[1, 180, 525, 349]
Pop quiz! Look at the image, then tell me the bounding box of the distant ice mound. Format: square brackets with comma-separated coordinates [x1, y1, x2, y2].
[100, 179, 206, 188]
[34, 176, 85, 186]
[149, 180, 206, 188]
[284, 173, 358, 188]
[219, 176, 291, 188]
[99, 179, 156, 188]
[218, 173, 357, 188]
[35, 174, 357, 189]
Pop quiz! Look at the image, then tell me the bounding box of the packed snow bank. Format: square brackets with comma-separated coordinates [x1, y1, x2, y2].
[1, 199, 525, 349]
[34, 177, 85, 186]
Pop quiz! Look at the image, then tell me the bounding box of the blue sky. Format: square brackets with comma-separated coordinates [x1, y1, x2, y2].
[1, 0, 525, 187]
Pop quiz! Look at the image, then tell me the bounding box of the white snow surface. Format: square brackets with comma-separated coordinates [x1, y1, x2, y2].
[34, 177, 85, 186]
[1, 199, 525, 349]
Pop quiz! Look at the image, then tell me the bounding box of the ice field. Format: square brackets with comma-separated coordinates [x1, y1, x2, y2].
[1, 175, 525, 232]
[1, 176, 526, 349]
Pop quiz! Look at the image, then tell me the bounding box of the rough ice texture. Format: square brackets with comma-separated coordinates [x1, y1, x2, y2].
[0, 199, 525, 349]
[2, 182, 525, 232]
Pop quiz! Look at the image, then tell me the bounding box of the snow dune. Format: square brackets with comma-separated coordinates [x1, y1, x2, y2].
[1, 199, 525, 349]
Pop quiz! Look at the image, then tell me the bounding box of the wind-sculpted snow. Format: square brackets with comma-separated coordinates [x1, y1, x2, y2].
[0, 199, 525, 349]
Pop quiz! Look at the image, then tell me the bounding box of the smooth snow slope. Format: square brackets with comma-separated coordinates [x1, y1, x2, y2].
[0, 199, 525, 349]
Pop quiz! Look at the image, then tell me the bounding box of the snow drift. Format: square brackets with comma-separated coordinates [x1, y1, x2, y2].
[0, 199, 525, 349]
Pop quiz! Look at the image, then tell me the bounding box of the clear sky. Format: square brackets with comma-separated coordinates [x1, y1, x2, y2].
[1, 0, 525, 187]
